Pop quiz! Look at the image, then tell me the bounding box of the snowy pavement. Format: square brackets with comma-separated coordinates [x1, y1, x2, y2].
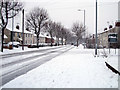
[1, 45, 119, 88]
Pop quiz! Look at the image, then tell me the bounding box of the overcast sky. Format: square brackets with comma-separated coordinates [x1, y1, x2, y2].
[7, 0, 119, 35]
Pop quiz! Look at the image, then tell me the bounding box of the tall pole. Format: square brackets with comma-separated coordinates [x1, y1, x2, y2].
[95, 0, 98, 55]
[1, 28, 4, 52]
[11, 3, 14, 48]
[22, 9, 24, 50]
[84, 10, 85, 48]
[1, 1, 4, 52]
[1, 5, 3, 52]
[78, 9, 86, 48]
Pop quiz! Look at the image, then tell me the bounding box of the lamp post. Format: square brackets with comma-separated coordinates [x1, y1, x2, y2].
[95, 0, 98, 56]
[22, 9, 24, 50]
[78, 9, 86, 48]
[11, 4, 14, 49]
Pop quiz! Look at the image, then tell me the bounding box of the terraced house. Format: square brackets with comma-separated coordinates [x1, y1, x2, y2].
[3, 26, 62, 47]
[4, 26, 34, 45]
[98, 22, 120, 48]
[98, 2, 120, 48]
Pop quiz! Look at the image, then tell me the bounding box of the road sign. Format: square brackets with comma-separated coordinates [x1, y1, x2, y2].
[108, 33, 117, 43]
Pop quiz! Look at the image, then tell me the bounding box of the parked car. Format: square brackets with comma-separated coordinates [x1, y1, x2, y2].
[3, 42, 9, 48]
[8, 42, 20, 48]
[74, 43, 79, 46]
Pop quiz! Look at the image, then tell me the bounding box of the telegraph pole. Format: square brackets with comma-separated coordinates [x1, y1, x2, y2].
[22, 9, 24, 50]
[78, 9, 86, 48]
[11, 2, 14, 48]
[84, 10, 85, 48]
[95, 0, 98, 56]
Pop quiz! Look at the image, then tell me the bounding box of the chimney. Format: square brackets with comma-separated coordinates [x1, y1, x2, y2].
[104, 28, 107, 31]
[115, 22, 120, 27]
[16, 25, 19, 30]
[109, 25, 112, 29]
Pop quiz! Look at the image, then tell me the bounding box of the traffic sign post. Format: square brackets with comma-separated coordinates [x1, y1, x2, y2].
[108, 33, 118, 54]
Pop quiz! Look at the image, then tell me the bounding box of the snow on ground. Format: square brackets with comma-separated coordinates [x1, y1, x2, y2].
[0, 46, 62, 55]
[98, 48, 119, 70]
[2, 45, 119, 88]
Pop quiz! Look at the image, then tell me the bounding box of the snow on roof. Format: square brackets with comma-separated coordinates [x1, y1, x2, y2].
[4, 35, 8, 39]
[33, 32, 49, 38]
[7, 27, 33, 34]
[53, 37, 57, 40]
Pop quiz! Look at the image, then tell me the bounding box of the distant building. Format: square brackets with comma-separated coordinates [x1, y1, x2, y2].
[86, 34, 95, 48]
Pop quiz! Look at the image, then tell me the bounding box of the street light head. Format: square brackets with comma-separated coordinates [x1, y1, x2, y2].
[78, 9, 82, 11]
[78, 9, 85, 12]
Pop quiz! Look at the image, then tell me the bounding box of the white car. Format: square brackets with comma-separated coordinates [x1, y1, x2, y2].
[8, 42, 20, 48]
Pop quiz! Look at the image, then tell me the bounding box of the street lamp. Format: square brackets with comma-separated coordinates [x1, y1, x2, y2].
[11, 0, 14, 49]
[95, 0, 98, 56]
[22, 9, 24, 50]
[78, 9, 86, 48]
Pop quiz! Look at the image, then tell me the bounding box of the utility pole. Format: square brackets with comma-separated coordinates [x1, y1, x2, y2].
[11, 2, 14, 48]
[0, 5, 3, 52]
[1, 1, 4, 52]
[84, 10, 85, 48]
[95, 0, 98, 56]
[78, 9, 86, 48]
[22, 9, 24, 50]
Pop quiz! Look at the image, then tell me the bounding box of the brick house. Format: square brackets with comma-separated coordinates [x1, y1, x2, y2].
[4, 27, 34, 45]
[98, 24, 120, 48]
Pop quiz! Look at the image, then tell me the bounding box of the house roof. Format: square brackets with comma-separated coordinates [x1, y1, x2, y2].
[4, 35, 8, 39]
[99, 27, 115, 35]
[6, 27, 58, 39]
[7, 27, 33, 34]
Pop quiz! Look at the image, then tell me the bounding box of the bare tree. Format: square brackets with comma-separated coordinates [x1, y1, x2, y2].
[54, 22, 62, 46]
[26, 7, 48, 47]
[45, 20, 56, 46]
[63, 28, 72, 45]
[0, 0, 23, 52]
[60, 27, 67, 45]
[72, 22, 85, 47]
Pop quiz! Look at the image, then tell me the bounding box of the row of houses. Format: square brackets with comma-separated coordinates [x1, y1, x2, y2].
[86, 22, 120, 48]
[2, 26, 66, 47]
[98, 22, 120, 48]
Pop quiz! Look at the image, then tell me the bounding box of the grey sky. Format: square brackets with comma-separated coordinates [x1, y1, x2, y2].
[7, 0, 119, 35]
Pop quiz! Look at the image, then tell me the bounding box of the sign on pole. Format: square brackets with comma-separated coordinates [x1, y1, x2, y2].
[108, 33, 118, 54]
[108, 33, 117, 43]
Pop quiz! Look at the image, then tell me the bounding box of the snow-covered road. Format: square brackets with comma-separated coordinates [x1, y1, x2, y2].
[1, 45, 119, 88]
[1, 45, 73, 86]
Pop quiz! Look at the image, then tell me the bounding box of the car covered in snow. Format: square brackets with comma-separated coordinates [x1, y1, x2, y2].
[8, 42, 20, 48]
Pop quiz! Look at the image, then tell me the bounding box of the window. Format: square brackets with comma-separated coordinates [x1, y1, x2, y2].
[26, 40, 27, 44]
[21, 33, 23, 37]
[17, 33, 20, 38]
[17, 33, 19, 37]
[13, 33, 15, 37]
